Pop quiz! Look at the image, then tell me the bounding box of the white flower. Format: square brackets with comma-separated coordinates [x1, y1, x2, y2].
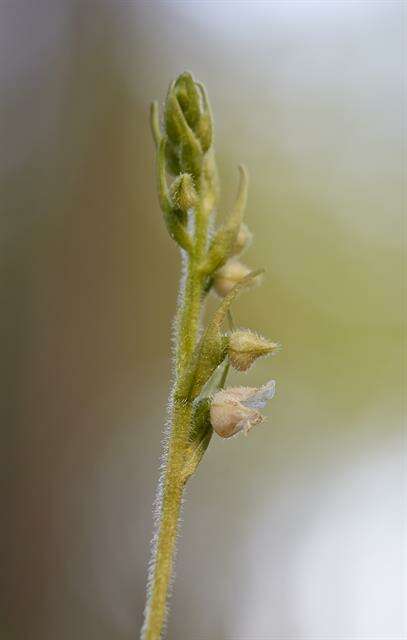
[210, 380, 276, 438]
[212, 259, 252, 297]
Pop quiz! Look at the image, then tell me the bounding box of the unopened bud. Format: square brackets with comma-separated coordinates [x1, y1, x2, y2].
[210, 380, 275, 438]
[232, 223, 253, 256]
[228, 330, 278, 372]
[170, 173, 197, 212]
[212, 259, 254, 297]
[164, 73, 213, 177]
[174, 72, 201, 130]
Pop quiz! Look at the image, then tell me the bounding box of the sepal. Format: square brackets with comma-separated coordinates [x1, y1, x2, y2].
[195, 82, 213, 152]
[188, 335, 229, 400]
[200, 165, 249, 276]
[181, 399, 213, 484]
[156, 138, 193, 253]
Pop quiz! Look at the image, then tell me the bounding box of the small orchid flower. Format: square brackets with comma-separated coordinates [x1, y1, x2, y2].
[228, 329, 279, 371]
[212, 259, 252, 297]
[210, 380, 276, 438]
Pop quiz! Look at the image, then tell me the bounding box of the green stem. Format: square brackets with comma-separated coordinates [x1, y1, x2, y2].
[218, 360, 230, 390]
[141, 200, 208, 640]
[217, 311, 235, 390]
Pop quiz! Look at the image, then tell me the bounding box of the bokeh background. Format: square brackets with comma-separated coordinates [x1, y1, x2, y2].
[1, 1, 405, 639]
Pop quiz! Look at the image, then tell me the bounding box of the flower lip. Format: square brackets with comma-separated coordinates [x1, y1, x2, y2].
[241, 380, 276, 409]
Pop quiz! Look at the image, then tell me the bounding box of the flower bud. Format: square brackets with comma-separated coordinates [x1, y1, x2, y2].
[173, 72, 201, 130]
[232, 223, 253, 256]
[212, 259, 253, 297]
[164, 73, 213, 177]
[228, 329, 279, 372]
[210, 380, 276, 438]
[170, 173, 198, 212]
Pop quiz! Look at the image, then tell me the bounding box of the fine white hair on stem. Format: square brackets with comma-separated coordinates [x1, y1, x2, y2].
[141, 245, 190, 635]
[141, 72, 277, 640]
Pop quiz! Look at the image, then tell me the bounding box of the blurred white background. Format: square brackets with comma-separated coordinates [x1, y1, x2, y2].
[1, 1, 405, 639]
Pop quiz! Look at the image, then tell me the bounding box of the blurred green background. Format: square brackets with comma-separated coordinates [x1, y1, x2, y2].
[1, 1, 405, 639]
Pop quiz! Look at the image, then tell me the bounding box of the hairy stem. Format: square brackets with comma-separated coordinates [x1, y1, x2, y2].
[141, 200, 208, 640]
[142, 72, 273, 639]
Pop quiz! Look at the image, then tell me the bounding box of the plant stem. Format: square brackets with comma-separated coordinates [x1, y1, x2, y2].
[141, 200, 208, 640]
[217, 310, 237, 389]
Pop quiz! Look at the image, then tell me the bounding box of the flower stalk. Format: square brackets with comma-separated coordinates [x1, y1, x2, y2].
[141, 72, 279, 639]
